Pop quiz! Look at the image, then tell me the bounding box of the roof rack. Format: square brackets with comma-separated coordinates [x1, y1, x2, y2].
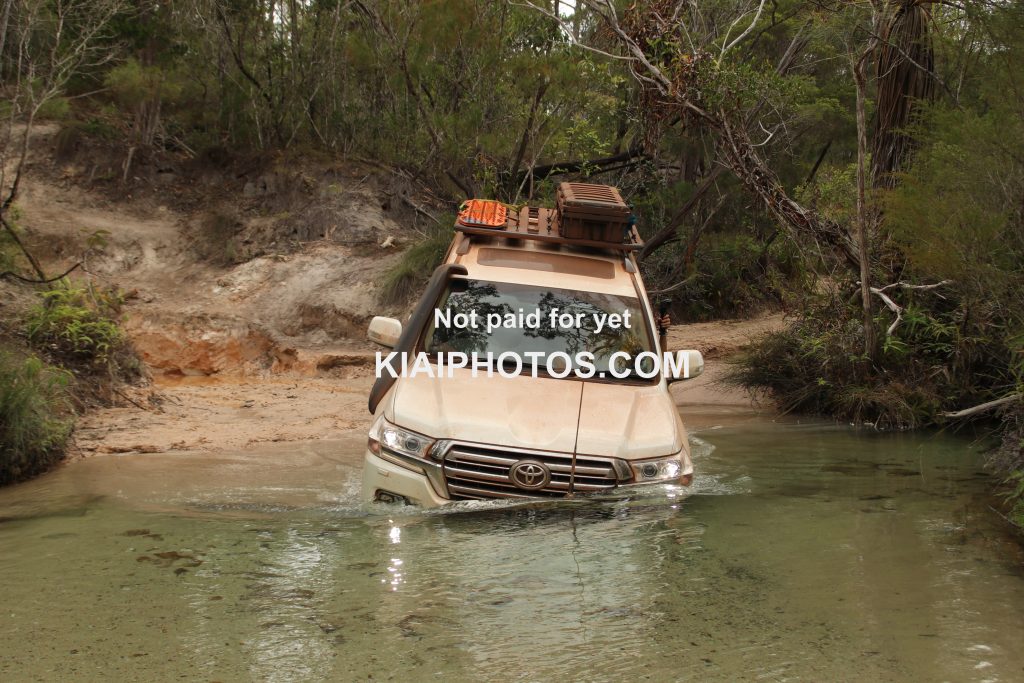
[454, 184, 643, 252]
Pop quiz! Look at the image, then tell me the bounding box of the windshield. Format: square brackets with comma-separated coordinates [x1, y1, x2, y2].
[423, 279, 656, 381]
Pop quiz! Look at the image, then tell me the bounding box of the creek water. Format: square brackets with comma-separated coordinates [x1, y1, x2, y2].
[1, 416, 1023, 682]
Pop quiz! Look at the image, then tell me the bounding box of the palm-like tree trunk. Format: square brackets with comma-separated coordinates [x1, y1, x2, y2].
[873, 1, 936, 188]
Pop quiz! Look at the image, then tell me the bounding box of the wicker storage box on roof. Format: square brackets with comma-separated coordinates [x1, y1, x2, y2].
[556, 182, 631, 243]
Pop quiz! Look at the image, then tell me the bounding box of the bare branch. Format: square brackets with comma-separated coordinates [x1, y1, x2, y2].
[720, 0, 767, 62]
[865, 280, 953, 337]
[877, 279, 954, 293]
[0, 262, 82, 285]
[943, 393, 1022, 419]
[513, 1, 639, 62]
[0, 213, 47, 281]
[870, 286, 904, 337]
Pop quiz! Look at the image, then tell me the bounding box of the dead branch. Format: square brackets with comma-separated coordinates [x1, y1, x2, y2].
[520, 147, 646, 183]
[943, 393, 1022, 419]
[877, 279, 954, 293]
[870, 285, 904, 337]
[113, 388, 150, 412]
[513, 1, 640, 64]
[719, 0, 768, 60]
[717, 115, 861, 270]
[865, 279, 953, 337]
[640, 166, 726, 259]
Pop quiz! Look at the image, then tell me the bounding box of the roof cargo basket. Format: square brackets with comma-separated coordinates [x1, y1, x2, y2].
[451, 183, 642, 252]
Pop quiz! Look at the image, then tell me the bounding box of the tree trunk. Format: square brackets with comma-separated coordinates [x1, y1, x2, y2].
[872, 1, 935, 188]
[716, 114, 861, 271]
[854, 40, 877, 362]
[0, 0, 13, 79]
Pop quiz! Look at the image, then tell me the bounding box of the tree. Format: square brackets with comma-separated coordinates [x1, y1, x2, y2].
[526, 0, 862, 270]
[0, 0, 126, 282]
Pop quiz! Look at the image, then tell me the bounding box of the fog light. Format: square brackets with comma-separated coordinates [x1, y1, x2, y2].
[374, 490, 410, 505]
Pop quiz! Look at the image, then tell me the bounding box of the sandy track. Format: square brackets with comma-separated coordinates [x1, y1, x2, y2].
[73, 373, 377, 457]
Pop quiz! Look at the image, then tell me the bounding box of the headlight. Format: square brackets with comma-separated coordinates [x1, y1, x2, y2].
[630, 453, 687, 483]
[368, 417, 434, 461]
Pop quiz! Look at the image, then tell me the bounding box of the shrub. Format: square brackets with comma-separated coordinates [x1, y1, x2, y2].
[0, 352, 72, 485]
[104, 58, 184, 110]
[730, 287, 1016, 429]
[25, 286, 127, 373]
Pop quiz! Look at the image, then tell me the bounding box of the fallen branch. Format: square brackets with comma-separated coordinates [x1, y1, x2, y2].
[989, 505, 1023, 530]
[445, 170, 473, 200]
[0, 213, 48, 281]
[943, 393, 1022, 420]
[640, 166, 726, 259]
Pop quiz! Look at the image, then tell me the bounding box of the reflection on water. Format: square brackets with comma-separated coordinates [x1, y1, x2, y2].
[1, 423, 1023, 681]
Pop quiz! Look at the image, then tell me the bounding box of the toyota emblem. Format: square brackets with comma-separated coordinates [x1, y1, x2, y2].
[509, 460, 551, 490]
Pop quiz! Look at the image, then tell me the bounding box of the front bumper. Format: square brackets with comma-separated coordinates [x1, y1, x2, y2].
[361, 446, 693, 508]
[362, 450, 451, 508]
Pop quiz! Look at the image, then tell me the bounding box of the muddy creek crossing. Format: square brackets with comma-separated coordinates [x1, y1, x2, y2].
[2, 415, 1023, 681]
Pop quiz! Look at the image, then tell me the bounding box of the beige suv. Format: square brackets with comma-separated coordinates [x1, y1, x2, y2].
[361, 183, 703, 507]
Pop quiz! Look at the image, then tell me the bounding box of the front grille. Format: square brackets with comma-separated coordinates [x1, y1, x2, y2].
[443, 445, 619, 501]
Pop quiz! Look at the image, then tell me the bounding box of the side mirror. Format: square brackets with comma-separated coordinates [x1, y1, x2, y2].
[666, 349, 703, 383]
[368, 316, 402, 348]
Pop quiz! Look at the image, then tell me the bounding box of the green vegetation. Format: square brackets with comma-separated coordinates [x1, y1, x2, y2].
[731, 5, 1024, 521]
[0, 353, 73, 485]
[733, 292, 1017, 428]
[25, 286, 128, 374]
[0, 284, 136, 484]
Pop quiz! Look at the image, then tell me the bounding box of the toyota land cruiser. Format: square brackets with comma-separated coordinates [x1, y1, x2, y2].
[362, 183, 703, 506]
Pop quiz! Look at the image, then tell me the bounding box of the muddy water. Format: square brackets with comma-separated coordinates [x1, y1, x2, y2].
[2, 420, 1023, 682]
